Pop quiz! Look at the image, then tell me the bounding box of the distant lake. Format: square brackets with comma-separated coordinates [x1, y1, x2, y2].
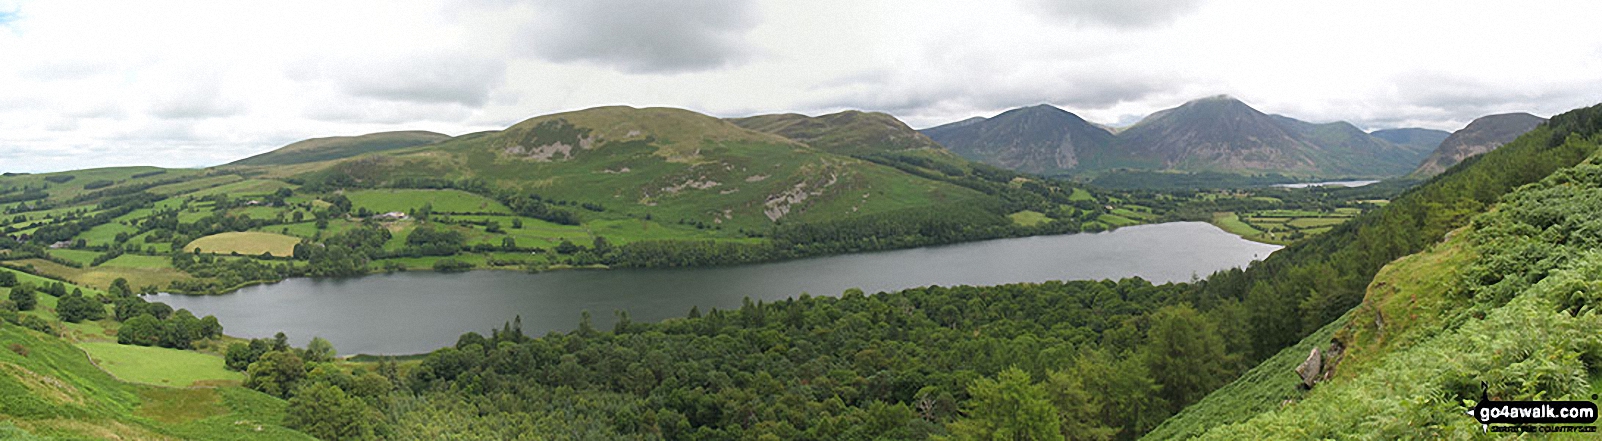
[157, 222, 1281, 355]
[1272, 180, 1380, 188]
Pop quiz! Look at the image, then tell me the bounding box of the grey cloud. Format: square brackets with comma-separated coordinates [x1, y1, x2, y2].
[301, 100, 477, 126]
[1386, 72, 1587, 127]
[294, 53, 507, 109]
[799, 67, 1182, 126]
[1031, 0, 1207, 28]
[520, 0, 758, 74]
[150, 95, 244, 120]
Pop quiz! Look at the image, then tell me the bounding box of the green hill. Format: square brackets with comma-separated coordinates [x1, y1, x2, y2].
[267, 106, 993, 231]
[729, 110, 955, 157]
[1146, 102, 1602, 439]
[229, 130, 450, 166]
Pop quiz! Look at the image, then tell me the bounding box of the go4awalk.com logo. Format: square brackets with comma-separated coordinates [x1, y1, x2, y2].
[1464, 383, 1599, 434]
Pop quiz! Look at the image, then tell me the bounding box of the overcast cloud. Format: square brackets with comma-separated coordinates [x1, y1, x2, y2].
[2, 0, 1601, 173]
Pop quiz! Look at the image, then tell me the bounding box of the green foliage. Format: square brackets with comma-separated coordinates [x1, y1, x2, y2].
[285, 382, 384, 440]
[947, 367, 1062, 441]
[304, 336, 335, 363]
[77, 341, 243, 387]
[1140, 304, 1233, 412]
[388, 279, 1229, 439]
[430, 258, 472, 273]
[1200, 110, 1599, 362]
[8, 282, 35, 311]
[244, 350, 305, 399]
[54, 291, 105, 323]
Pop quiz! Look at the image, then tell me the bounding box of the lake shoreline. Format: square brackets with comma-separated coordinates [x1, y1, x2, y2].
[157, 222, 1281, 355]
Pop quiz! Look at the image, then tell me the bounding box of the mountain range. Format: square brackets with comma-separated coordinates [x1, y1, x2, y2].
[924, 96, 1453, 177]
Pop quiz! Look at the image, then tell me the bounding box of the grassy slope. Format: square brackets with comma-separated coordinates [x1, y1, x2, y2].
[78, 342, 242, 388]
[277, 106, 993, 232]
[0, 327, 307, 440]
[184, 232, 302, 257]
[1144, 308, 1355, 440]
[1154, 156, 1602, 439]
[230, 130, 450, 166]
[0, 266, 306, 439]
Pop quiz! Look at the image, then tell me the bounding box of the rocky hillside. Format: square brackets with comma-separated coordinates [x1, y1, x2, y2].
[924, 96, 1435, 177]
[1408, 112, 1546, 177]
[920, 104, 1121, 175]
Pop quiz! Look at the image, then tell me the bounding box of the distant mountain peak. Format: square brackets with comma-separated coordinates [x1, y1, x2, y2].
[1409, 112, 1546, 177]
[921, 105, 1115, 174]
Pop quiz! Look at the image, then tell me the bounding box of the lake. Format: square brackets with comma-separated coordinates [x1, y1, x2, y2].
[1272, 180, 1380, 188]
[156, 221, 1282, 355]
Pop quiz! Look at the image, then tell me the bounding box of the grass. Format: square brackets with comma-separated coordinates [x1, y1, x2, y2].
[1008, 210, 1050, 227]
[148, 175, 245, 196]
[184, 232, 302, 257]
[0, 326, 307, 440]
[76, 222, 138, 247]
[1210, 212, 1262, 238]
[1097, 213, 1140, 227]
[11, 258, 191, 291]
[346, 188, 512, 214]
[1286, 217, 1347, 228]
[77, 342, 242, 388]
[100, 254, 175, 269]
[186, 179, 295, 198]
[1216, 208, 1362, 245]
[46, 249, 100, 266]
[1145, 308, 1356, 440]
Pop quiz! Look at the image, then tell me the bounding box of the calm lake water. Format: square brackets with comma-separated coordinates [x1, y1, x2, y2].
[156, 222, 1281, 355]
[1272, 180, 1380, 188]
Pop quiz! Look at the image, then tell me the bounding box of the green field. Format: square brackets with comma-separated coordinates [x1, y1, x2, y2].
[12, 258, 191, 291]
[100, 254, 175, 269]
[1210, 212, 1262, 238]
[78, 342, 243, 388]
[46, 249, 101, 266]
[1217, 207, 1361, 244]
[1008, 210, 1050, 227]
[0, 327, 307, 439]
[185, 232, 302, 257]
[346, 189, 512, 214]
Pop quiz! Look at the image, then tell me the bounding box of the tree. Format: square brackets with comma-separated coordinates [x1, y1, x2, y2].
[8, 283, 36, 311]
[1044, 371, 1116, 441]
[1141, 304, 1234, 411]
[306, 336, 337, 363]
[57, 292, 105, 323]
[0, 271, 16, 287]
[117, 314, 162, 346]
[226, 341, 269, 371]
[555, 239, 580, 255]
[108, 277, 132, 297]
[947, 367, 1062, 441]
[245, 350, 306, 398]
[285, 382, 383, 440]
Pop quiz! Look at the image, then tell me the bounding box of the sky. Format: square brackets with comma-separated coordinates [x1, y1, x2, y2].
[3, 0, 1602, 173]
